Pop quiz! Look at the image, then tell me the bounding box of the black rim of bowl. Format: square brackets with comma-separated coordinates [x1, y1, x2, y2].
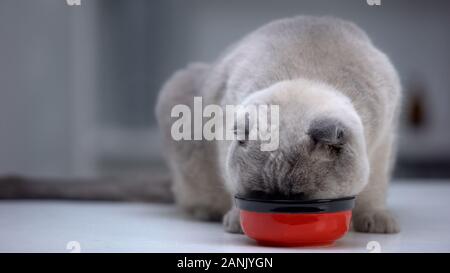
[234, 195, 356, 214]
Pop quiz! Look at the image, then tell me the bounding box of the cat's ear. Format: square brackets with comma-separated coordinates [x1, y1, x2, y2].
[307, 118, 346, 158]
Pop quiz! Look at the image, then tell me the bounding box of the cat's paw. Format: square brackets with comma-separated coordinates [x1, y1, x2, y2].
[353, 209, 400, 234]
[223, 208, 243, 234]
[185, 206, 223, 222]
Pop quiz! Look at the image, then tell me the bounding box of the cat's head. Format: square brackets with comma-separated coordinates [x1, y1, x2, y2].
[226, 79, 369, 200]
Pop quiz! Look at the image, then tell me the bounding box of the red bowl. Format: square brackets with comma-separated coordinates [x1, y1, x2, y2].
[235, 196, 355, 247]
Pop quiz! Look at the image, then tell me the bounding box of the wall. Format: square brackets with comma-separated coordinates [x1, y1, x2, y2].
[0, 0, 449, 177]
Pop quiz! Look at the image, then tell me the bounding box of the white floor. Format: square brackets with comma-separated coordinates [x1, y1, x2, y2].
[0, 180, 449, 253]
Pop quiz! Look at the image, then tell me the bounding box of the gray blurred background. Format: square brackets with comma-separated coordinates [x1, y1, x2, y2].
[0, 0, 449, 179]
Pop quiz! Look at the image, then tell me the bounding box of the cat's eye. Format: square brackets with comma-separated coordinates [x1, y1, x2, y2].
[233, 123, 249, 146]
[238, 139, 246, 146]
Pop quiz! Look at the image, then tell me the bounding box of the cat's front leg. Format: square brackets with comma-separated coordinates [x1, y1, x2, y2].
[223, 207, 243, 234]
[352, 134, 400, 234]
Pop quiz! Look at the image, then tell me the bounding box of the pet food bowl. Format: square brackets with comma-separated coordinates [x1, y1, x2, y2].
[235, 195, 355, 247]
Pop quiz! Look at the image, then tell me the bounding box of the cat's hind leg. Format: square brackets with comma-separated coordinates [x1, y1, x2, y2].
[156, 63, 231, 222]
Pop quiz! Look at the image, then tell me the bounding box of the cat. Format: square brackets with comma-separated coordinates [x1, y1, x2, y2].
[155, 15, 401, 234]
[0, 16, 401, 234]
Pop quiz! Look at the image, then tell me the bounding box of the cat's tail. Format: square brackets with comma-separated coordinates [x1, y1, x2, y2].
[0, 173, 173, 203]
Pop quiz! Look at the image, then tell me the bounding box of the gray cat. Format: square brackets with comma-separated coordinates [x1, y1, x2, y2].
[156, 15, 400, 234]
[0, 16, 400, 234]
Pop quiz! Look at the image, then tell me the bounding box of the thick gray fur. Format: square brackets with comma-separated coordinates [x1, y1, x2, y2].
[156, 16, 401, 233]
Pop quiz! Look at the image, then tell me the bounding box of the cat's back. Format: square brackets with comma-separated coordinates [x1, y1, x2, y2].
[254, 15, 371, 44]
[216, 16, 377, 100]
